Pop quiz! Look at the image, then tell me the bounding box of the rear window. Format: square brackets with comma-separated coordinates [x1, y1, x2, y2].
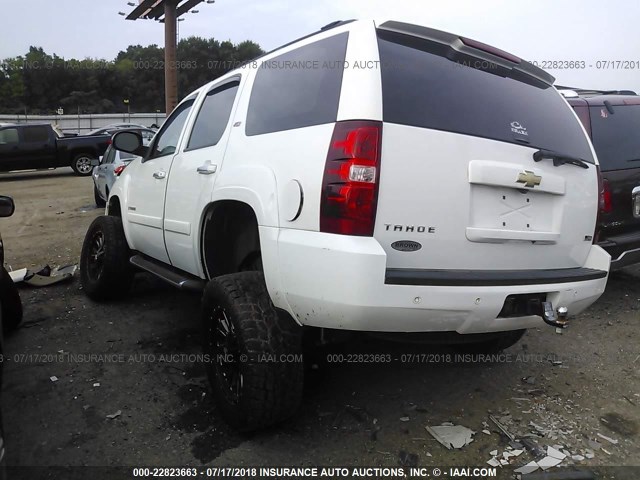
[377, 31, 594, 163]
[589, 105, 640, 171]
[246, 33, 348, 136]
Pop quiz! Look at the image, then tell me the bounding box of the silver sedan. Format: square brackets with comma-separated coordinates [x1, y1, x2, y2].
[91, 129, 155, 207]
[92, 145, 139, 207]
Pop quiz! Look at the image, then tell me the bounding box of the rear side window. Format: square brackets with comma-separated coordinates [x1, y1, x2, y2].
[246, 33, 348, 136]
[377, 31, 594, 162]
[187, 81, 239, 151]
[589, 105, 640, 171]
[22, 126, 49, 143]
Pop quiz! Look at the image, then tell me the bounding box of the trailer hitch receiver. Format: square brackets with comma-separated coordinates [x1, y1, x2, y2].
[541, 301, 569, 329]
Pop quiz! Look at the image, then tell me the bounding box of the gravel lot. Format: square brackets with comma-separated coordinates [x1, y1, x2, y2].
[0, 169, 638, 479]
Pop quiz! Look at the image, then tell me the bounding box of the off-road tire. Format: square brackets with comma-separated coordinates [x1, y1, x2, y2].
[0, 266, 23, 332]
[453, 329, 526, 354]
[94, 185, 106, 208]
[202, 271, 303, 431]
[71, 153, 95, 176]
[80, 215, 133, 301]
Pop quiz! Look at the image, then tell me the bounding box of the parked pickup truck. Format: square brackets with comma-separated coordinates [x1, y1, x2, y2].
[0, 123, 110, 176]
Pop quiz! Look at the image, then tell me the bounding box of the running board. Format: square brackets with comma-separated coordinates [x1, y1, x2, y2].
[129, 254, 205, 292]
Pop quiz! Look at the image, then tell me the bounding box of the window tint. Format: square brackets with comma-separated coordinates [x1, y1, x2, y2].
[589, 105, 640, 171]
[187, 81, 239, 151]
[149, 100, 194, 159]
[377, 32, 594, 163]
[0, 128, 19, 144]
[246, 33, 348, 136]
[23, 126, 50, 143]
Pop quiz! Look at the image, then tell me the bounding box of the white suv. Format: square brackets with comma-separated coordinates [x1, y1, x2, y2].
[80, 19, 610, 430]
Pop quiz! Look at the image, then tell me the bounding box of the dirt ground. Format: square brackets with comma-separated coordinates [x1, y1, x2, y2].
[0, 169, 638, 479]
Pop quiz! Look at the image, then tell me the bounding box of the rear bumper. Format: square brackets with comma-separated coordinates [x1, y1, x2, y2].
[273, 229, 610, 333]
[599, 232, 640, 270]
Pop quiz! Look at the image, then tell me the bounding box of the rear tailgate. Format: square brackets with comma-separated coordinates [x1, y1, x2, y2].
[588, 103, 640, 244]
[374, 22, 599, 272]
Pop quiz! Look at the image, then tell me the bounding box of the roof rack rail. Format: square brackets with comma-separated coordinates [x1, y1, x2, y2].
[321, 19, 355, 31]
[556, 85, 637, 96]
[238, 19, 355, 69]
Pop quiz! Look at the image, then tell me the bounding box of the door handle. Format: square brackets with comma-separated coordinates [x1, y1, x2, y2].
[197, 163, 217, 175]
[153, 171, 166, 179]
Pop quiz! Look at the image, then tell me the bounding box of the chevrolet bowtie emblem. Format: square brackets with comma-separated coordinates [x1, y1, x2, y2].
[516, 170, 542, 188]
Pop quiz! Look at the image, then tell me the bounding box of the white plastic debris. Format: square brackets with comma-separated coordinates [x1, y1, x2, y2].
[425, 424, 475, 449]
[399, 416, 410, 422]
[487, 458, 500, 467]
[8, 268, 28, 283]
[50, 376, 58, 382]
[93, 382, 100, 387]
[597, 432, 619, 445]
[538, 455, 563, 470]
[490, 449, 498, 456]
[106, 410, 122, 419]
[572, 454, 585, 462]
[514, 462, 539, 474]
[547, 446, 567, 460]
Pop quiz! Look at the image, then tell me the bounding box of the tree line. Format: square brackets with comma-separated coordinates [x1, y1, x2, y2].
[0, 37, 264, 115]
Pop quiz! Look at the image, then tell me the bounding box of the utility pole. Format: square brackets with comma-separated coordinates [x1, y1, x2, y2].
[163, 0, 178, 114]
[123, 0, 210, 115]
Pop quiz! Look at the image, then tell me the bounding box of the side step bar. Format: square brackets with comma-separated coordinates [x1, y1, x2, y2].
[130, 254, 205, 292]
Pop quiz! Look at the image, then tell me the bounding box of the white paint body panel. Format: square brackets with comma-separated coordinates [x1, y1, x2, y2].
[109, 19, 610, 334]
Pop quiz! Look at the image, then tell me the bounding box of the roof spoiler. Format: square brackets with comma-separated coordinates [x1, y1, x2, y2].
[377, 21, 555, 88]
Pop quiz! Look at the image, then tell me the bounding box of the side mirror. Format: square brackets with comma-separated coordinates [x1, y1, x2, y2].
[112, 131, 147, 156]
[0, 196, 15, 218]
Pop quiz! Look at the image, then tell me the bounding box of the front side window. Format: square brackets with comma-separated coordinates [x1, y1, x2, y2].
[246, 33, 348, 136]
[141, 130, 155, 144]
[103, 147, 116, 164]
[0, 128, 19, 144]
[187, 81, 240, 151]
[590, 105, 640, 171]
[149, 99, 195, 159]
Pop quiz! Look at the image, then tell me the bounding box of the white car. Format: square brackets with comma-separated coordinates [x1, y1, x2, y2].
[80, 19, 610, 430]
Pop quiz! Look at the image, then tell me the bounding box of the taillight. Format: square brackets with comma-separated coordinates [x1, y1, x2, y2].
[114, 164, 127, 176]
[594, 166, 611, 244]
[600, 178, 612, 214]
[320, 120, 382, 236]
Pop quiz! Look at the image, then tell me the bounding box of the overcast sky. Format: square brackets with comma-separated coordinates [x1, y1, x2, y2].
[1, 0, 639, 92]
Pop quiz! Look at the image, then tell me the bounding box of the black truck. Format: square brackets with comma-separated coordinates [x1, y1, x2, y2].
[0, 123, 110, 176]
[563, 87, 640, 269]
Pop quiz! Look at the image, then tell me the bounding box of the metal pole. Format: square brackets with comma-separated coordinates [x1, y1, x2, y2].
[164, 0, 178, 115]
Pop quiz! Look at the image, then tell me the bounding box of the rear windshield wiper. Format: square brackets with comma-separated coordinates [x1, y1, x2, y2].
[533, 149, 590, 169]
